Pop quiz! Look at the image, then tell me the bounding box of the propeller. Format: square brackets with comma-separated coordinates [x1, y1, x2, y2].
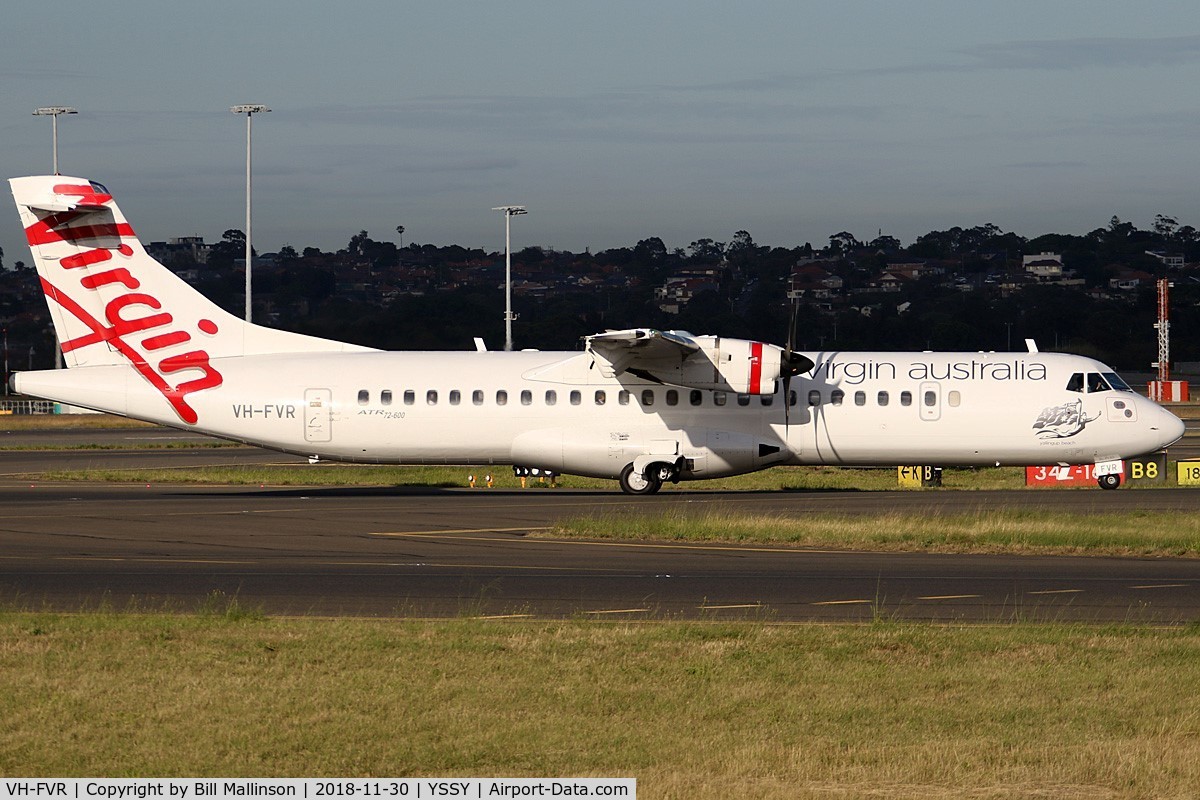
[781, 300, 814, 432]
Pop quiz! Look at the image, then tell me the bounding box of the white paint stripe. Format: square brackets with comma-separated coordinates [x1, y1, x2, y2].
[811, 599, 872, 606]
[1027, 589, 1084, 595]
[372, 527, 554, 536]
[583, 608, 651, 615]
[918, 594, 981, 600]
[1130, 584, 1189, 590]
[698, 603, 763, 610]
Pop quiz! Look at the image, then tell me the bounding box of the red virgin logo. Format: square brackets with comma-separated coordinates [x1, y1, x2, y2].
[25, 183, 224, 425]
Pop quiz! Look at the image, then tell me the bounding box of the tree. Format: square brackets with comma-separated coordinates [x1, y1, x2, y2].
[688, 238, 725, 262]
[348, 230, 371, 258]
[1153, 214, 1179, 241]
[827, 231, 860, 255]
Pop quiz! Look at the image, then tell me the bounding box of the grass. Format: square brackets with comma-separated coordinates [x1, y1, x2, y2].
[25, 464, 1028, 491]
[554, 508, 1200, 557]
[0, 611, 1198, 798]
[0, 414, 157, 430]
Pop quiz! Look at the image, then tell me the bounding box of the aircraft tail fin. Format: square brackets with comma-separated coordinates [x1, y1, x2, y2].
[9, 175, 372, 371]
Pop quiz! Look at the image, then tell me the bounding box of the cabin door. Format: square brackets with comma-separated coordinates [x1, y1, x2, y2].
[304, 388, 333, 443]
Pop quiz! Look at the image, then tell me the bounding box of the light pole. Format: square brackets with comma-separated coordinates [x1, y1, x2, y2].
[33, 107, 77, 175]
[231, 104, 270, 322]
[492, 205, 527, 351]
[2, 327, 8, 397]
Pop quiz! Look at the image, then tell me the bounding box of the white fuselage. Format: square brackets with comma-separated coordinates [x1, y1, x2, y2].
[14, 348, 1184, 481]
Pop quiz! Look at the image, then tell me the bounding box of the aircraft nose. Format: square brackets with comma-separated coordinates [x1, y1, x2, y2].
[1155, 406, 1186, 449]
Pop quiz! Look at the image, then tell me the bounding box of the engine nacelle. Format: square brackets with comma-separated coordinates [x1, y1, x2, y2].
[585, 329, 813, 397]
[649, 336, 786, 396]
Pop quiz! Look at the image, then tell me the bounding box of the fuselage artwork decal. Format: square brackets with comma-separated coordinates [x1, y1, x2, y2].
[1032, 399, 1099, 439]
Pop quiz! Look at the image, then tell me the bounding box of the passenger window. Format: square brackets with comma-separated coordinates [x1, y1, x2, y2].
[948, 390, 961, 407]
[1087, 373, 1111, 393]
[545, 390, 557, 406]
[809, 390, 821, 407]
[521, 390, 532, 406]
[666, 389, 679, 406]
[570, 390, 581, 406]
[381, 390, 392, 406]
[690, 390, 703, 406]
[877, 391, 889, 406]
[900, 391, 912, 407]
[357, 390, 369, 406]
[854, 391, 866, 406]
[641, 389, 655, 406]
[426, 390, 438, 405]
[831, 389, 844, 406]
[594, 390, 606, 405]
[1066, 373, 1084, 393]
[924, 390, 936, 407]
[404, 390, 415, 406]
[714, 391, 727, 406]
[472, 390, 484, 406]
[449, 390, 461, 406]
[737, 394, 750, 406]
[619, 391, 631, 405]
[496, 390, 508, 406]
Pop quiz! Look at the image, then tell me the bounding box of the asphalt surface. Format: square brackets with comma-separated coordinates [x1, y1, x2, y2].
[1, 433, 1199, 622]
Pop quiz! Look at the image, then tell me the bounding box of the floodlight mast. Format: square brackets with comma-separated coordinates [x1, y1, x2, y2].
[230, 104, 270, 322]
[492, 205, 528, 351]
[32, 106, 77, 175]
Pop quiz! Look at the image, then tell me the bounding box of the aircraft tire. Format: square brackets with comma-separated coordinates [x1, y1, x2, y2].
[619, 463, 662, 495]
[1097, 473, 1122, 490]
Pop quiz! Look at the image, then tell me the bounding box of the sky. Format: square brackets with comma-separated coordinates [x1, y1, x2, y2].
[2, 1, 1200, 266]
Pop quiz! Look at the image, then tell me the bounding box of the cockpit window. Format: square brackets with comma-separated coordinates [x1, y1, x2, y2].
[1102, 372, 1133, 392]
[1065, 373, 1084, 393]
[1087, 373, 1112, 393]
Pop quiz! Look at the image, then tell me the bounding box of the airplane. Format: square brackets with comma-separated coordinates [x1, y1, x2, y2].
[6, 175, 1186, 494]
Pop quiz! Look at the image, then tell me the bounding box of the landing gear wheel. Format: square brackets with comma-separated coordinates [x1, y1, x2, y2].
[619, 463, 662, 495]
[1097, 474, 1122, 490]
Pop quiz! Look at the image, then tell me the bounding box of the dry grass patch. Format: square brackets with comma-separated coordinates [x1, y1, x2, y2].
[554, 508, 1200, 556]
[1, 613, 1198, 798]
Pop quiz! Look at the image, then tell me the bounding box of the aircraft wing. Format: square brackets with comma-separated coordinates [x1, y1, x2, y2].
[585, 328, 700, 378]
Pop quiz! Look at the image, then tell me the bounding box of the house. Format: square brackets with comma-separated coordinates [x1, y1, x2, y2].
[788, 263, 844, 300]
[1146, 251, 1185, 270]
[1108, 269, 1155, 291]
[1023, 252, 1063, 280]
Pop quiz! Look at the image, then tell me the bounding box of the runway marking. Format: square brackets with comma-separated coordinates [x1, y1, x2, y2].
[1027, 589, 1084, 595]
[583, 608, 651, 615]
[1130, 584, 1189, 590]
[374, 531, 847, 554]
[918, 594, 981, 601]
[58, 556, 253, 565]
[811, 599, 872, 606]
[372, 527, 555, 536]
[698, 603, 763, 610]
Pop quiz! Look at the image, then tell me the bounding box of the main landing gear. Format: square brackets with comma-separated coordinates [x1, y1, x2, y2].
[1097, 473, 1122, 490]
[618, 461, 681, 495]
